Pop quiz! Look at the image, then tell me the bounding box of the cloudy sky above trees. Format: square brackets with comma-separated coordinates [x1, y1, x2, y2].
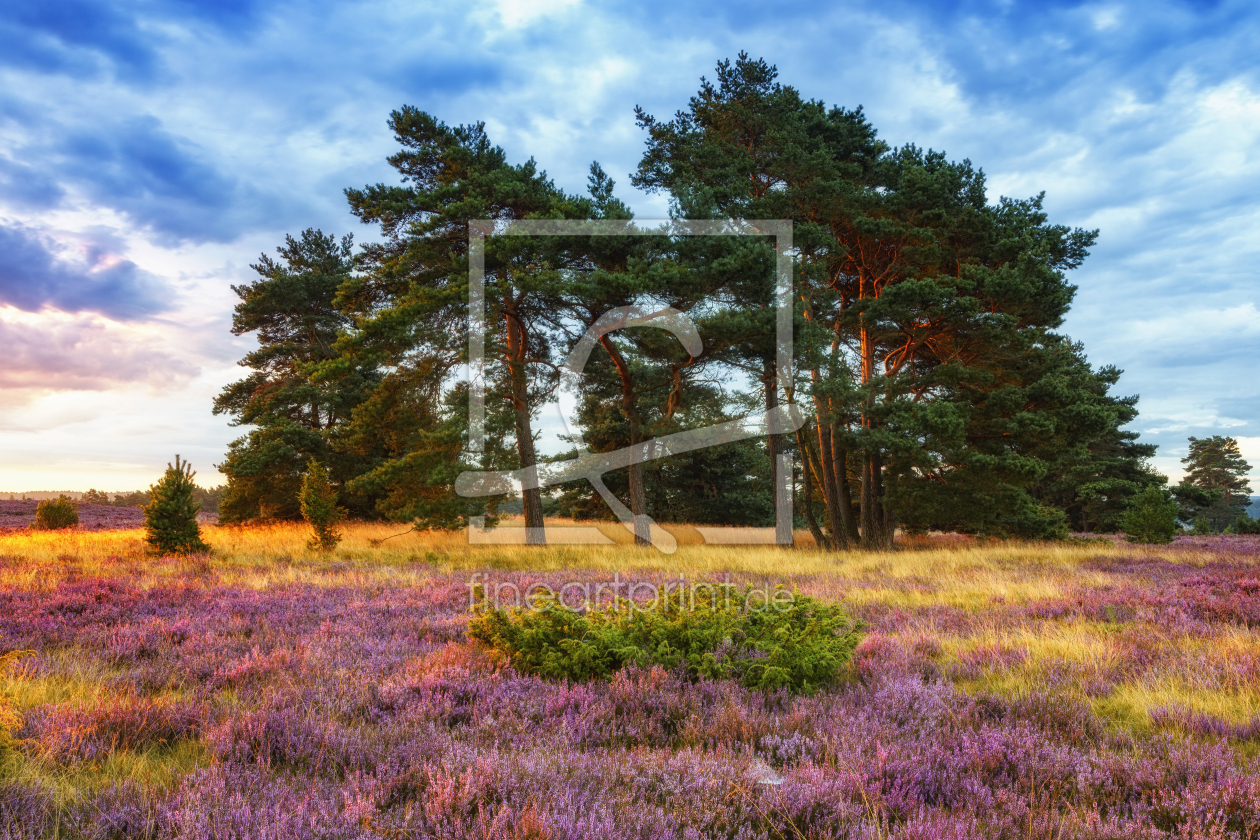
[0, 0, 1257, 490]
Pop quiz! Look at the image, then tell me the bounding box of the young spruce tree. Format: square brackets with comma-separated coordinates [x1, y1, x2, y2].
[144, 456, 210, 555]
[299, 458, 344, 552]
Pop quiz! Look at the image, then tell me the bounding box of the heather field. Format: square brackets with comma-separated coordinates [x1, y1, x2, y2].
[0, 502, 217, 533]
[2, 524, 1260, 838]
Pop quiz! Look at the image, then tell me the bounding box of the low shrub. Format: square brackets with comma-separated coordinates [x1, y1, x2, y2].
[468, 586, 863, 693]
[1230, 513, 1260, 535]
[34, 495, 78, 530]
[1120, 486, 1180, 544]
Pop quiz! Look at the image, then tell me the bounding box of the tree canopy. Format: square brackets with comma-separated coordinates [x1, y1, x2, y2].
[212, 55, 1163, 544]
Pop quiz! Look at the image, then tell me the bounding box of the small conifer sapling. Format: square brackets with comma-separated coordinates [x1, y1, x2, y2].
[143, 455, 210, 555]
[299, 458, 344, 552]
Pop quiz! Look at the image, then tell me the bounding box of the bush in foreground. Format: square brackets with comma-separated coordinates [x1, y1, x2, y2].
[469, 586, 862, 693]
[33, 495, 78, 530]
[299, 458, 343, 552]
[143, 455, 210, 555]
[1120, 485, 1180, 544]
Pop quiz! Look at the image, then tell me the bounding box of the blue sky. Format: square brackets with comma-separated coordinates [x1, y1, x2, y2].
[0, 0, 1257, 491]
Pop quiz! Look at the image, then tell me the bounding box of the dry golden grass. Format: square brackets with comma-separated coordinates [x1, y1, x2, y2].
[0, 518, 1124, 594]
[0, 518, 1226, 595]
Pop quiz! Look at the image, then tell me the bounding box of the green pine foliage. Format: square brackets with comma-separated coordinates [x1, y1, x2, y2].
[1120, 485, 1181, 544]
[334, 109, 566, 533]
[1182, 436, 1253, 503]
[34, 495, 78, 530]
[299, 458, 344, 552]
[214, 229, 381, 524]
[1025, 346, 1165, 533]
[1230, 513, 1260, 535]
[468, 586, 862, 693]
[205, 55, 1167, 544]
[143, 456, 211, 555]
[1190, 516, 1214, 536]
[553, 349, 774, 527]
[1174, 436, 1254, 531]
[634, 55, 1098, 545]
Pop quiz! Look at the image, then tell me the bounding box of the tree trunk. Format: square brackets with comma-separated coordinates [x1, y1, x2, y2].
[819, 422, 853, 549]
[832, 436, 859, 544]
[807, 363, 855, 550]
[796, 426, 829, 549]
[860, 450, 879, 550]
[858, 309, 881, 549]
[764, 360, 792, 546]
[505, 305, 545, 544]
[878, 454, 895, 549]
[601, 335, 651, 545]
[861, 450, 894, 550]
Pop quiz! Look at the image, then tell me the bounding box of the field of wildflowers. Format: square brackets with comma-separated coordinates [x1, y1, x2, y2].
[1, 522, 1259, 838]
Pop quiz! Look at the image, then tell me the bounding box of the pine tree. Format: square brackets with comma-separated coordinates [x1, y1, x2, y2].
[214, 229, 380, 523]
[635, 55, 1098, 543]
[1230, 512, 1260, 535]
[335, 110, 567, 536]
[554, 350, 774, 527]
[143, 456, 210, 555]
[1175, 436, 1253, 531]
[34, 496, 78, 530]
[299, 458, 344, 551]
[1025, 344, 1164, 533]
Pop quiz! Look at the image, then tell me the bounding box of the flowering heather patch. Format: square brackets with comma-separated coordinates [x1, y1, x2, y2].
[0, 500, 218, 532]
[1, 531, 1260, 838]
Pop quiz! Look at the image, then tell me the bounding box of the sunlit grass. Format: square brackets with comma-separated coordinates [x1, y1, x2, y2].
[0, 519, 1144, 590]
[0, 739, 208, 801]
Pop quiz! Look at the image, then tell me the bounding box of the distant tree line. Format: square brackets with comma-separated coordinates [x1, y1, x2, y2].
[214, 55, 1175, 544]
[79, 486, 224, 513]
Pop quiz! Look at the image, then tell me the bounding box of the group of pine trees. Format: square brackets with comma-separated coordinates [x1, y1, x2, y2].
[213, 55, 1194, 545]
[1122, 435, 1256, 542]
[1173, 436, 1257, 533]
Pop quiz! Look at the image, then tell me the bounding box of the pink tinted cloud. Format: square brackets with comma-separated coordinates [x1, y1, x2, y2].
[0, 309, 199, 393]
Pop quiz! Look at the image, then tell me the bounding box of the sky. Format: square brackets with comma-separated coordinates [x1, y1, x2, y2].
[0, 0, 1258, 492]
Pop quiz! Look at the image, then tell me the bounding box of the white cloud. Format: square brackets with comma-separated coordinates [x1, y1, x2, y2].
[472, 0, 584, 30]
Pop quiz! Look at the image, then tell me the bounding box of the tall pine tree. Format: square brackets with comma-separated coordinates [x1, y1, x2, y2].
[214, 229, 380, 522]
[332, 109, 567, 534]
[1174, 436, 1253, 531]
